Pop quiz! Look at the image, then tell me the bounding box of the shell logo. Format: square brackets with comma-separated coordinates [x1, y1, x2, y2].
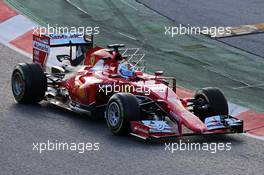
[90, 55, 95, 65]
[78, 85, 87, 100]
[73, 80, 87, 100]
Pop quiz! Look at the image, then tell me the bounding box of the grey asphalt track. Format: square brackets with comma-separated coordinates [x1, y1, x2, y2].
[137, 0, 264, 58]
[0, 43, 264, 175]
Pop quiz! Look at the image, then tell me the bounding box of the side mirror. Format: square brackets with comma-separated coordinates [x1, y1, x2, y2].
[56, 55, 71, 62]
[84, 34, 93, 42]
[155, 71, 163, 77]
[134, 71, 143, 77]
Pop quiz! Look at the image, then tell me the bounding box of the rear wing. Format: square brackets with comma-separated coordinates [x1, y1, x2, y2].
[33, 33, 93, 47]
[32, 33, 93, 67]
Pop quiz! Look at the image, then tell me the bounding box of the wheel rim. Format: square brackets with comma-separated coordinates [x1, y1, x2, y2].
[107, 102, 121, 127]
[195, 95, 208, 108]
[12, 72, 24, 96]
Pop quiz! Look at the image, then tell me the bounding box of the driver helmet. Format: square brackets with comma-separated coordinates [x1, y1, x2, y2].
[118, 62, 135, 79]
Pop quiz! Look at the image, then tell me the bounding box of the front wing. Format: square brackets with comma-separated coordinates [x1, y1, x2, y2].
[130, 115, 243, 141]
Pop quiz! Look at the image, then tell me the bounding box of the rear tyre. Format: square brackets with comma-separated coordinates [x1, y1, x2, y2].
[106, 93, 140, 135]
[193, 87, 228, 121]
[11, 63, 47, 103]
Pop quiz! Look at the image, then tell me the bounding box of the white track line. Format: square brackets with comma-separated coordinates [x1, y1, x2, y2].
[119, 0, 138, 11]
[66, 0, 138, 42]
[118, 32, 137, 41]
[228, 102, 248, 117]
[0, 39, 31, 58]
[244, 133, 264, 141]
[65, 0, 89, 15]
[0, 15, 35, 42]
[232, 83, 264, 90]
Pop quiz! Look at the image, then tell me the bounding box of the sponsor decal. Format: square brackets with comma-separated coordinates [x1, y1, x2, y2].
[49, 33, 83, 40]
[78, 85, 87, 100]
[47, 33, 89, 45]
[33, 41, 50, 53]
[32, 34, 50, 66]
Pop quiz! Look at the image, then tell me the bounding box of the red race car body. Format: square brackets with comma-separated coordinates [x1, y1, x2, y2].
[11, 33, 243, 140]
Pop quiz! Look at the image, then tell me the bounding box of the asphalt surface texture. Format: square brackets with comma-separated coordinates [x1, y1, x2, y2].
[1, 43, 264, 175]
[137, 0, 264, 58]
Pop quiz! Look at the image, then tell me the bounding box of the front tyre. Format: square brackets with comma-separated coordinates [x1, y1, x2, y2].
[193, 87, 228, 121]
[11, 63, 47, 103]
[106, 93, 140, 135]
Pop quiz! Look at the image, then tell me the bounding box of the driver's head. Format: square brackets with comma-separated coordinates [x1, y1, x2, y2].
[118, 62, 135, 79]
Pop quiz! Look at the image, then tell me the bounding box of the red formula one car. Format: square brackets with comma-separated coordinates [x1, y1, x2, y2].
[11, 33, 243, 140]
